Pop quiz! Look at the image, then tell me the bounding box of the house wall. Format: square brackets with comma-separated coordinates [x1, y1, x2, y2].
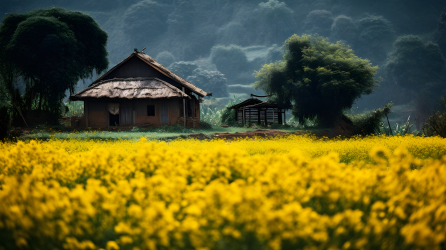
[85, 100, 108, 128]
[84, 98, 200, 129]
[134, 98, 182, 126]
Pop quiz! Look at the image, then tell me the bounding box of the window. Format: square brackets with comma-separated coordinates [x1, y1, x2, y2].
[147, 105, 155, 116]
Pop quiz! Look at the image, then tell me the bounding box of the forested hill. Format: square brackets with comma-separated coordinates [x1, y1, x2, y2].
[1, 0, 445, 107]
[1, 0, 441, 63]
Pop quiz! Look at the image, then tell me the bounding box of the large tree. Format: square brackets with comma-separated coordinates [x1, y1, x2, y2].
[434, 9, 446, 58]
[254, 34, 378, 127]
[0, 7, 108, 123]
[385, 35, 446, 94]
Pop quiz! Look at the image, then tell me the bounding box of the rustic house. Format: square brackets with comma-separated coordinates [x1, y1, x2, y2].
[70, 49, 211, 128]
[228, 95, 286, 126]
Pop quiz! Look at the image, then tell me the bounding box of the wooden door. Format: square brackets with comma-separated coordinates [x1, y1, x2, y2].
[120, 101, 133, 124]
[160, 105, 168, 125]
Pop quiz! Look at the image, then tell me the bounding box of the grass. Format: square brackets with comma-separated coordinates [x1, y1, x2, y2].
[13, 123, 315, 141]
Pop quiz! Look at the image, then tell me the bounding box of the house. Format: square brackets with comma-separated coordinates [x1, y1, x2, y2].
[70, 49, 211, 128]
[227, 95, 286, 126]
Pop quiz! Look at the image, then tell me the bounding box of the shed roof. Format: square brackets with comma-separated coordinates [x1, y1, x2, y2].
[227, 98, 263, 109]
[243, 101, 279, 109]
[89, 51, 211, 97]
[70, 77, 190, 101]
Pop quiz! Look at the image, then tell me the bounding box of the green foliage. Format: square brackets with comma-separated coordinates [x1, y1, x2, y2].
[0, 7, 108, 123]
[64, 101, 84, 117]
[346, 102, 393, 136]
[422, 96, 446, 137]
[220, 95, 244, 126]
[200, 107, 222, 126]
[385, 35, 446, 94]
[255, 34, 378, 127]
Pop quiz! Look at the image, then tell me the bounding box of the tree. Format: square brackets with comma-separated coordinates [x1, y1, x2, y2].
[331, 15, 357, 45]
[0, 7, 108, 123]
[254, 34, 378, 127]
[169, 61, 228, 97]
[123, 0, 169, 46]
[303, 10, 334, 38]
[385, 35, 446, 94]
[210, 44, 248, 80]
[434, 9, 446, 57]
[355, 15, 395, 64]
[186, 69, 228, 98]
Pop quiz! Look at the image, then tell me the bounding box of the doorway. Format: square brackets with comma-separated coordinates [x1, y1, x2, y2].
[109, 103, 120, 126]
[160, 104, 168, 125]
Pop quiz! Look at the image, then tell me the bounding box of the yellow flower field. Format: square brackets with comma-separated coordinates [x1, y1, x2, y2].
[0, 134, 446, 250]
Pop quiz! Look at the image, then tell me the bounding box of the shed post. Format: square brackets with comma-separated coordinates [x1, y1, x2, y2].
[182, 87, 186, 127]
[284, 111, 286, 125]
[273, 108, 275, 124]
[257, 108, 260, 125]
[242, 108, 245, 125]
[264, 108, 267, 126]
[248, 108, 251, 125]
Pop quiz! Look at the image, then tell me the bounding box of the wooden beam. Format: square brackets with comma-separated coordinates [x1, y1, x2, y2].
[242, 108, 245, 126]
[257, 108, 260, 125]
[273, 108, 275, 124]
[284, 111, 286, 125]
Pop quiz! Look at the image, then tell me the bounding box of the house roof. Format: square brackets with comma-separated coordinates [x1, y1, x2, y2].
[70, 77, 190, 101]
[89, 51, 211, 97]
[227, 98, 264, 109]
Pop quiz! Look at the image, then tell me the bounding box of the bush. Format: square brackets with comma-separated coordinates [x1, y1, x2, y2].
[346, 102, 393, 136]
[422, 96, 446, 137]
[200, 107, 222, 126]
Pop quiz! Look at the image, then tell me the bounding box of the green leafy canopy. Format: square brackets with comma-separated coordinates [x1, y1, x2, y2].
[254, 34, 378, 127]
[0, 7, 109, 120]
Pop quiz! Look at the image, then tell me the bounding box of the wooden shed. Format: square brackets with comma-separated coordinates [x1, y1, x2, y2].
[228, 95, 286, 126]
[70, 49, 211, 128]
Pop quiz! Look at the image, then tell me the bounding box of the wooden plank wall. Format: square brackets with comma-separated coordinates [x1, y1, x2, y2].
[237, 108, 282, 125]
